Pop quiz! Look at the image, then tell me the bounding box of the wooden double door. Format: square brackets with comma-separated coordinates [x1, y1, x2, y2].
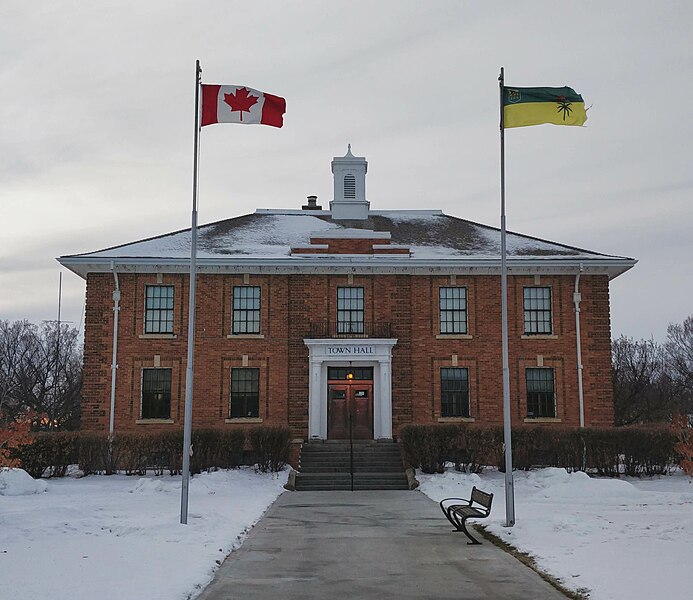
[327, 369, 373, 440]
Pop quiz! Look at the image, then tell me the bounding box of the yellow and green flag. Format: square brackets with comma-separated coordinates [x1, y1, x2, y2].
[503, 86, 586, 128]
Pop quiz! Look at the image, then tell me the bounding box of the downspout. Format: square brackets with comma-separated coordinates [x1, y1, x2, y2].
[109, 262, 121, 436]
[574, 264, 585, 428]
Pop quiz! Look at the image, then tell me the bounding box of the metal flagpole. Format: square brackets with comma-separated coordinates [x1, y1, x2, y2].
[499, 67, 515, 527]
[181, 59, 202, 525]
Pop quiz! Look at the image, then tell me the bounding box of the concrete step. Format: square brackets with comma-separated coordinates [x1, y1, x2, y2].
[295, 483, 410, 491]
[300, 464, 405, 474]
[295, 477, 409, 491]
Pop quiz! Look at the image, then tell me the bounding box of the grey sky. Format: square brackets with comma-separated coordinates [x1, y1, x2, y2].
[1, 1, 691, 340]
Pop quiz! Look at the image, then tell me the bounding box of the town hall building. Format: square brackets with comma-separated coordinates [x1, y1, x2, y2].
[59, 148, 636, 452]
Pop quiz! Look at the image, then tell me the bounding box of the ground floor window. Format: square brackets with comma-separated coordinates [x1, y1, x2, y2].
[230, 368, 260, 418]
[141, 368, 171, 419]
[526, 367, 556, 418]
[441, 367, 470, 417]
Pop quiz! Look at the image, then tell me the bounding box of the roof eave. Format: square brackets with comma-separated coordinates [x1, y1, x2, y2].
[57, 255, 637, 281]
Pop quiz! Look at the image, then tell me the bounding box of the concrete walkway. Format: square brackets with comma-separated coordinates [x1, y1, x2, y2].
[197, 491, 567, 600]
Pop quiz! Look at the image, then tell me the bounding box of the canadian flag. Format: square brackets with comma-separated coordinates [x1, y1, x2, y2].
[201, 84, 285, 128]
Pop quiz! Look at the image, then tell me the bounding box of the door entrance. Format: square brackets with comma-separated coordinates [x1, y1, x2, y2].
[327, 367, 373, 440]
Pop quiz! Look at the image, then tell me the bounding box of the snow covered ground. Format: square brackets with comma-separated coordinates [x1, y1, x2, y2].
[419, 467, 693, 600]
[0, 467, 286, 600]
[3, 466, 691, 600]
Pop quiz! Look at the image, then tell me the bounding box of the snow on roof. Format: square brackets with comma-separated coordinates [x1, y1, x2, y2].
[62, 209, 626, 262]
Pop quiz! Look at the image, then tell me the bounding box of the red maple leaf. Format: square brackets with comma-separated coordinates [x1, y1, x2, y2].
[223, 87, 259, 121]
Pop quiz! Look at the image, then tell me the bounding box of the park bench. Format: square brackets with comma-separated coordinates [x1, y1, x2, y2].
[439, 486, 493, 545]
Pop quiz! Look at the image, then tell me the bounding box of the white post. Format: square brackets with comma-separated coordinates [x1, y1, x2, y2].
[378, 359, 393, 439]
[109, 264, 120, 436]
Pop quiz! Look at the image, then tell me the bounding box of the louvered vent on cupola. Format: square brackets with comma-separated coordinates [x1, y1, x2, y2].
[344, 174, 356, 198]
[330, 145, 369, 220]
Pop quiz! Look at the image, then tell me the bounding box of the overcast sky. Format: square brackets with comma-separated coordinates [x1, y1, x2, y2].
[1, 1, 691, 341]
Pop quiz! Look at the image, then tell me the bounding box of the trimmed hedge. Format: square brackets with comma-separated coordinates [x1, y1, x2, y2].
[248, 426, 291, 473]
[9, 432, 79, 478]
[400, 423, 677, 476]
[11, 427, 266, 477]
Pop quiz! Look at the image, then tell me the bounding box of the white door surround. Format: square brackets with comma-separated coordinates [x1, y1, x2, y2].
[303, 338, 397, 440]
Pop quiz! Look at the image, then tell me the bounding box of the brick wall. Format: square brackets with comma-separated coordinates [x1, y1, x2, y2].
[81, 271, 614, 436]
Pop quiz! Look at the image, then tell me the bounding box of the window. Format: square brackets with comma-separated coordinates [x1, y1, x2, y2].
[145, 285, 174, 334]
[441, 368, 470, 417]
[526, 368, 556, 418]
[232, 286, 261, 334]
[230, 368, 260, 418]
[337, 287, 364, 334]
[344, 174, 356, 198]
[141, 368, 171, 419]
[523, 287, 552, 335]
[328, 367, 373, 381]
[439, 287, 467, 334]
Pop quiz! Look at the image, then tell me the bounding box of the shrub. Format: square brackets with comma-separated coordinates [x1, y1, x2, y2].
[78, 432, 111, 475]
[9, 432, 78, 478]
[672, 415, 693, 476]
[249, 426, 291, 473]
[400, 423, 677, 477]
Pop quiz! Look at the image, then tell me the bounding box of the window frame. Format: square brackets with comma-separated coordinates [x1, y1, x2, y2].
[232, 286, 261, 335]
[336, 287, 364, 334]
[439, 287, 468, 335]
[229, 368, 260, 418]
[525, 367, 556, 418]
[144, 285, 174, 334]
[440, 367, 470, 418]
[523, 286, 553, 335]
[141, 368, 172, 420]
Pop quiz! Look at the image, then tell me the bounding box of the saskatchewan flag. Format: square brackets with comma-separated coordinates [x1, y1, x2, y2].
[503, 86, 587, 128]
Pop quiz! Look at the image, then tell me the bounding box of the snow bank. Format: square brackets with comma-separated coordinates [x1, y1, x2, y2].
[0, 467, 286, 600]
[0, 467, 48, 496]
[419, 467, 693, 600]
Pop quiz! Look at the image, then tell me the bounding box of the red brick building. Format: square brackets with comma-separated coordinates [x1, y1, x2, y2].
[59, 148, 635, 447]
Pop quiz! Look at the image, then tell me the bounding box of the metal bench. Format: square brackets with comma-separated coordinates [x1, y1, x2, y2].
[439, 486, 493, 545]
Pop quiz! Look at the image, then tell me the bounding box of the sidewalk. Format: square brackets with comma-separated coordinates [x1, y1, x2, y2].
[196, 490, 567, 600]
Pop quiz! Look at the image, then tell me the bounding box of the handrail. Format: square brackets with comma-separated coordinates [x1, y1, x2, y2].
[349, 410, 354, 492]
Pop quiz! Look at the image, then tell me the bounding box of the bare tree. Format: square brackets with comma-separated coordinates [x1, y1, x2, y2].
[612, 336, 677, 425]
[0, 320, 82, 429]
[665, 315, 693, 396]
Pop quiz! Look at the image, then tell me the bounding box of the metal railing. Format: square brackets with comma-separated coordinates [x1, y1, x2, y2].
[306, 321, 393, 339]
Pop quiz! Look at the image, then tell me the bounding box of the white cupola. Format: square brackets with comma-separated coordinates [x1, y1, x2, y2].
[330, 145, 369, 220]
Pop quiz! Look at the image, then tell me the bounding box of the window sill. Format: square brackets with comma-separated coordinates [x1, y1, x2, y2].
[521, 334, 558, 340]
[524, 417, 561, 423]
[139, 334, 176, 339]
[436, 334, 473, 340]
[226, 334, 264, 339]
[225, 417, 263, 424]
[438, 417, 475, 423]
[136, 419, 174, 424]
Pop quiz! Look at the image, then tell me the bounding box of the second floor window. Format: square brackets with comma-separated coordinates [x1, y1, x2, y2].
[439, 287, 467, 334]
[523, 287, 552, 335]
[141, 368, 172, 419]
[145, 285, 174, 334]
[337, 287, 364, 334]
[441, 367, 470, 417]
[233, 286, 261, 334]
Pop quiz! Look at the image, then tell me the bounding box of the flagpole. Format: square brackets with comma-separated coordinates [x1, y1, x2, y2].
[499, 67, 515, 527]
[181, 59, 202, 525]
